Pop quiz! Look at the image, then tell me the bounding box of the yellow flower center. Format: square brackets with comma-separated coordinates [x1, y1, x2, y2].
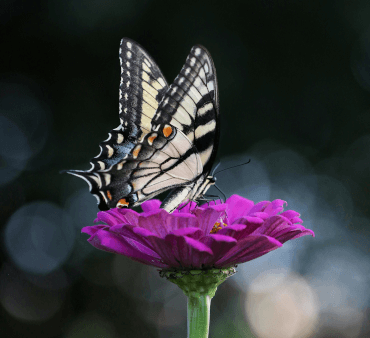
[210, 222, 227, 234]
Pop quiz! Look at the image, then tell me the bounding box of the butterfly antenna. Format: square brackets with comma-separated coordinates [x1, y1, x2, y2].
[214, 184, 227, 202]
[214, 159, 251, 176]
[211, 161, 222, 176]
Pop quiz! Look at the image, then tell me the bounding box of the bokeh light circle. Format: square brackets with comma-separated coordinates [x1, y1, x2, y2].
[4, 201, 75, 274]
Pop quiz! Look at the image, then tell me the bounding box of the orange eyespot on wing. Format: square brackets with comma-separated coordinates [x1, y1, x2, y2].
[107, 190, 112, 200]
[163, 125, 173, 138]
[132, 145, 141, 159]
[117, 199, 129, 208]
[148, 133, 158, 145]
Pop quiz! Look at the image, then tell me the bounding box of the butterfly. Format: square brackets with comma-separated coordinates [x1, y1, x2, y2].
[66, 38, 220, 213]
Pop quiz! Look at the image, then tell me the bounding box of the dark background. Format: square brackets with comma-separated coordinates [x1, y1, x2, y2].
[1, 0, 370, 337]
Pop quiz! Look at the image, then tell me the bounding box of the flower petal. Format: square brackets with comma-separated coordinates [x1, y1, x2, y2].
[215, 235, 282, 267]
[131, 228, 181, 267]
[141, 199, 161, 212]
[137, 209, 170, 237]
[165, 233, 213, 268]
[274, 226, 315, 243]
[200, 234, 237, 265]
[193, 204, 227, 234]
[280, 210, 300, 221]
[87, 229, 167, 268]
[251, 215, 292, 237]
[217, 220, 262, 240]
[165, 213, 199, 232]
[82, 224, 107, 236]
[170, 227, 204, 240]
[173, 201, 198, 213]
[225, 195, 254, 223]
[263, 199, 286, 216]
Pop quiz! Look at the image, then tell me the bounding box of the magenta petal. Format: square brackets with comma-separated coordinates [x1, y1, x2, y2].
[225, 195, 254, 223]
[263, 199, 286, 216]
[280, 210, 300, 220]
[248, 200, 270, 214]
[173, 201, 198, 214]
[165, 213, 199, 232]
[217, 221, 262, 240]
[232, 236, 283, 264]
[193, 204, 227, 234]
[291, 217, 303, 224]
[94, 211, 122, 226]
[95, 208, 140, 227]
[232, 216, 264, 228]
[246, 211, 269, 220]
[141, 199, 161, 212]
[215, 235, 282, 267]
[165, 234, 213, 268]
[137, 210, 170, 237]
[171, 227, 204, 240]
[200, 234, 237, 265]
[109, 224, 153, 248]
[251, 215, 292, 237]
[87, 229, 167, 268]
[82, 224, 107, 236]
[274, 227, 315, 243]
[133, 230, 181, 267]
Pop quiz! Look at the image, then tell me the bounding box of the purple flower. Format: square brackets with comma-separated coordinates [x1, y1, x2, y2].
[82, 195, 314, 269]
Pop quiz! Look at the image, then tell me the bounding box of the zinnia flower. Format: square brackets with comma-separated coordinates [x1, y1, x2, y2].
[82, 195, 314, 269]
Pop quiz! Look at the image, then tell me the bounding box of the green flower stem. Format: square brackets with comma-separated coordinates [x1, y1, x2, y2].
[187, 293, 211, 338]
[159, 267, 237, 338]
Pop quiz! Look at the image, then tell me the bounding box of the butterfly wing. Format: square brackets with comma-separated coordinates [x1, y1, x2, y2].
[153, 45, 220, 211]
[152, 44, 219, 176]
[66, 41, 219, 212]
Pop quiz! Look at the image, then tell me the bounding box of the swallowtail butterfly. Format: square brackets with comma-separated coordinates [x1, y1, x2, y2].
[66, 38, 220, 213]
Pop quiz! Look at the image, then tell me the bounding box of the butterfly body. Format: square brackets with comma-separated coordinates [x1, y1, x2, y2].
[66, 38, 219, 213]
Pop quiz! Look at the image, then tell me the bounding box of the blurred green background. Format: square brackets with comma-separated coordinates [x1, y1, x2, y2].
[1, 0, 370, 337]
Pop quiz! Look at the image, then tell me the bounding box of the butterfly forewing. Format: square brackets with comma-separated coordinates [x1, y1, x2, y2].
[152, 45, 219, 175]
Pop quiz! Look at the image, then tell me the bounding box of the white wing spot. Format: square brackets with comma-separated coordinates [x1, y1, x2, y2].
[126, 41, 132, 49]
[158, 77, 166, 87]
[144, 59, 151, 67]
[204, 63, 209, 73]
[126, 81, 130, 88]
[195, 48, 201, 56]
[117, 133, 124, 144]
[179, 77, 185, 84]
[125, 93, 128, 100]
[127, 51, 132, 58]
[185, 68, 191, 76]
[127, 71, 130, 77]
[126, 61, 130, 68]
[98, 161, 105, 170]
[190, 57, 196, 66]
[103, 173, 111, 185]
[124, 108, 128, 114]
[106, 145, 114, 158]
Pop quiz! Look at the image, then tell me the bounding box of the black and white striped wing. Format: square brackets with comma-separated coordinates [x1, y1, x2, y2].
[152, 45, 219, 176]
[66, 41, 219, 212]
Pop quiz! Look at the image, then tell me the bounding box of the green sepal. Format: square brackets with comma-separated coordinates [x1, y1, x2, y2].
[159, 266, 237, 299]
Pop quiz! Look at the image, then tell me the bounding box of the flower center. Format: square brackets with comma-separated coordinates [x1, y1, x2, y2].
[210, 222, 227, 234]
